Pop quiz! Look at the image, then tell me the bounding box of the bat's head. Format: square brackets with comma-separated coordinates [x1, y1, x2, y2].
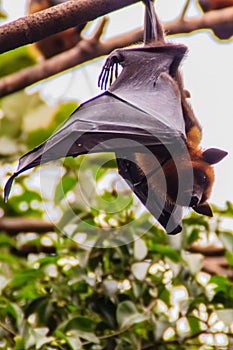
[189, 147, 227, 216]
[163, 147, 227, 216]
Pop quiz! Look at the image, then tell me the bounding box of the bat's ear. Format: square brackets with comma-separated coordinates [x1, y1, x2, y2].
[202, 148, 228, 164]
[184, 89, 191, 98]
[193, 202, 213, 217]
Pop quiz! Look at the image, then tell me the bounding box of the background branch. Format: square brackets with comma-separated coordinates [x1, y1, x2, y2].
[0, 217, 54, 235]
[0, 6, 232, 98]
[0, 24, 142, 97]
[165, 7, 233, 35]
[0, 0, 231, 57]
[1, 215, 231, 279]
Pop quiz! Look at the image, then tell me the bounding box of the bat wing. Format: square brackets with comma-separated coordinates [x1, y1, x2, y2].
[4, 69, 185, 203]
[4, 44, 187, 236]
[117, 154, 183, 235]
[99, 44, 188, 234]
[101, 44, 187, 133]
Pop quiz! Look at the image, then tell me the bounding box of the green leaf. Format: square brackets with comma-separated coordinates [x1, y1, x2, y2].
[0, 253, 18, 264]
[209, 275, 229, 293]
[23, 323, 36, 349]
[131, 262, 149, 281]
[219, 231, 233, 254]
[0, 233, 15, 247]
[188, 316, 201, 335]
[225, 251, 233, 266]
[95, 159, 118, 180]
[158, 286, 170, 306]
[5, 302, 23, 330]
[182, 251, 203, 275]
[0, 46, 36, 78]
[134, 238, 148, 261]
[10, 269, 43, 287]
[116, 301, 148, 329]
[153, 320, 170, 340]
[52, 102, 79, 128]
[0, 136, 19, 155]
[0, 91, 48, 141]
[70, 330, 99, 344]
[25, 128, 54, 149]
[213, 201, 233, 217]
[63, 316, 96, 332]
[215, 309, 233, 327]
[187, 228, 200, 246]
[54, 176, 77, 204]
[13, 336, 25, 350]
[90, 297, 117, 329]
[56, 330, 82, 350]
[25, 297, 49, 320]
[183, 214, 209, 230]
[96, 191, 133, 213]
[36, 335, 55, 349]
[23, 326, 55, 350]
[103, 279, 118, 296]
[152, 244, 181, 262]
[65, 335, 82, 350]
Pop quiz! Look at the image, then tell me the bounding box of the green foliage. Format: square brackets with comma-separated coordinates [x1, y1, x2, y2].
[0, 46, 37, 78]
[0, 35, 232, 350]
[0, 139, 232, 349]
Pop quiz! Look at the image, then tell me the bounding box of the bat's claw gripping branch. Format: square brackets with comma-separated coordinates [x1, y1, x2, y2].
[98, 51, 123, 90]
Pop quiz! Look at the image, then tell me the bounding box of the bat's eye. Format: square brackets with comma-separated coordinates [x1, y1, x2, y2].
[195, 169, 209, 187]
[200, 174, 208, 185]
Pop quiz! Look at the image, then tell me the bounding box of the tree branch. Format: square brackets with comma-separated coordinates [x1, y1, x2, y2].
[1, 217, 232, 280]
[0, 7, 232, 98]
[165, 7, 233, 36]
[0, 18, 142, 97]
[203, 256, 233, 280]
[0, 217, 54, 235]
[0, 0, 140, 54]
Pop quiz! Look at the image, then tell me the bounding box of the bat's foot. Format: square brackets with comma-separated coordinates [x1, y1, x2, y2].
[98, 51, 123, 90]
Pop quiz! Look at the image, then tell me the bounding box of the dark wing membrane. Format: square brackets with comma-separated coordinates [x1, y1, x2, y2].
[107, 45, 187, 135]
[112, 70, 186, 234]
[15, 91, 182, 171]
[117, 154, 183, 234]
[4, 71, 185, 201]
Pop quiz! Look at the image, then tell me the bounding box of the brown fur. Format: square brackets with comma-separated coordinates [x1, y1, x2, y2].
[141, 4, 220, 212]
[135, 145, 215, 209]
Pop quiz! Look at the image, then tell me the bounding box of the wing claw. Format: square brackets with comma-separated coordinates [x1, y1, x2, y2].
[98, 54, 120, 90]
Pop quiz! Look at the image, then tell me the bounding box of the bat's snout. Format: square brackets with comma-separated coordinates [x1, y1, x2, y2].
[189, 195, 200, 208]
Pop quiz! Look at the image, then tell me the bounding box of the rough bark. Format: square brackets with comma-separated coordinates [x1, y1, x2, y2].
[0, 6, 232, 98]
[0, 0, 140, 54]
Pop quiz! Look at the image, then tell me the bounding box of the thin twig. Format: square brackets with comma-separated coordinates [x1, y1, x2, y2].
[166, 7, 233, 36]
[180, 0, 191, 20]
[0, 320, 16, 337]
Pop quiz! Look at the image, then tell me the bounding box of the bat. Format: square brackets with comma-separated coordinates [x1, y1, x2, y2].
[28, 0, 87, 58]
[197, 0, 233, 39]
[4, 0, 227, 234]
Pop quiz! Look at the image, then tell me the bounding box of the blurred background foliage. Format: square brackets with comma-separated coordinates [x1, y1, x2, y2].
[0, 7, 232, 350]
